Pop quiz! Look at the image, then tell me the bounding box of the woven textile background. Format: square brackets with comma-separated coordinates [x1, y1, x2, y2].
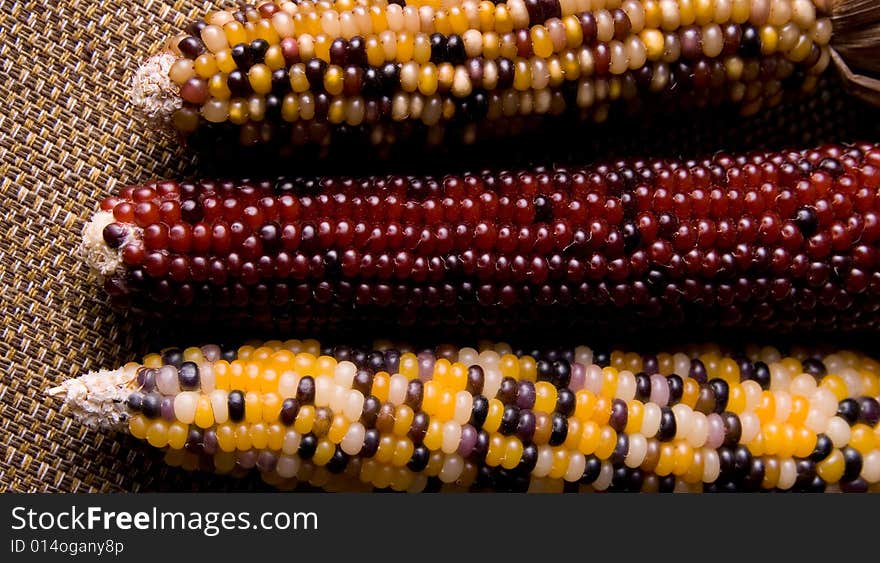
[0, 0, 286, 493]
[1, 0, 878, 493]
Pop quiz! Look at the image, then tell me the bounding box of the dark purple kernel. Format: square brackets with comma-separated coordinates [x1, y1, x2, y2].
[141, 393, 161, 419]
[555, 388, 575, 416]
[609, 398, 628, 433]
[177, 361, 199, 390]
[227, 390, 245, 422]
[280, 398, 300, 425]
[296, 376, 316, 404]
[178, 36, 206, 59]
[126, 392, 143, 412]
[102, 223, 127, 248]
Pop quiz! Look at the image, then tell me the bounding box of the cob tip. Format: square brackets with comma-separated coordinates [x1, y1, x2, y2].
[79, 210, 134, 278]
[46, 368, 134, 432]
[129, 52, 180, 134]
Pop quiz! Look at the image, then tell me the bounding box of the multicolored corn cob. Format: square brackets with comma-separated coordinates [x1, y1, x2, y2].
[132, 0, 839, 152]
[49, 339, 880, 492]
[82, 142, 880, 333]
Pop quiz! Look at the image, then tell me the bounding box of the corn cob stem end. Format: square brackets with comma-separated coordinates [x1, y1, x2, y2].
[80, 210, 133, 278]
[129, 52, 179, 134]
[46, 368, 134, 432]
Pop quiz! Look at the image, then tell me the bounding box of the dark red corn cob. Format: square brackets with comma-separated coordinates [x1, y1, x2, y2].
[82, 142, 880, 336]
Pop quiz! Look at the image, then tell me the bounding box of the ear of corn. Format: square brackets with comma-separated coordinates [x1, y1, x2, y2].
[50, 339, 880, 492]
[132, 0, 834, 153]
[82, 142, 880, 333]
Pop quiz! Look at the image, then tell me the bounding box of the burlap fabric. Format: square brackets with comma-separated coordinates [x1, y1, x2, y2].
[1, 0, 879, 492]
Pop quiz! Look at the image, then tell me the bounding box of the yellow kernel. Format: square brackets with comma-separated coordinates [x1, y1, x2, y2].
[229, 98, 250, 125]
[575, 390, 597, 421]
[578, 420, 600, 455]
[594, 426, 617, 460]
[146, 420, 169, 448]
[194, 54, 218, 79]
[194, 395, 214, 429]
[394, 405, 415, 436]
[625, 400, 644, 434]
[370, 5, 388, 33]
[531, 25, 554, 58]
[294, 405, 316, 434]
[600, 367, 618, 398]
[816, 449, 845, 483]
[727, 384, 746, 414]
[534, 382, 558, 414]
[433, 359, 452, 388]
[654, 443, 676, 476]
[129, 414, 148, 440]
[413, 34, 431, 64]
[396, 32, 414, 63]
[502, 436, 524, 470]
[499, 354, 520, 379]
[295, 352, 317, 375]
[313, 439, 335, 466]
[495, 5, 513, 33]
[262, 392, 282, 423]
[673, 442, 695, 476]
[372, 372, 390, 403]
[265, 45, 285, 70]
[484, 399, 504, 433]
[392, 438, 414, 466]
[209, 73, 231, 100]
[549, 448, 569, 479]
[719, 358, 740, 386]
[850, 424, 876, 455]
[216, 423, 236, 452]
[485, 433, 505, 466]
[244, 362, 262, 391]
[244, 391, 262, 423]
[289, 64, 310, 92]
[424, 419, 443, 451]
[224, 22, 247, 47]
[449, 7, 468, 34]
[755, 391, 776, 423]
[519, 356, 537, 381]
[328, 414, 349, 444]
[215, 49, 236, 73]
[327, 97, 345, 124]
[397, 353, 418, 380]
[793, 426, 817, 458]
[250, 422, 268, 449]
[268, 423, 285, 451]
[315, 356, 339, 378]
[213, 361, 230, 390]
[564, 418, 582, 451]
[418, 63, 439, 95]
[449, 363, 468, 390]
[233, 423, 252, 450]
[143, 354, 162, 368]
[593, 396, 612, 425]
[763, 421, 782, 455]
[760, 26, 779, 54]
[260, 369, 279, 394]
[248, 64, 272, 94]
[422, 380, 440, 415]
[563, 16, 583, 48]
[821, 375, 848, 402]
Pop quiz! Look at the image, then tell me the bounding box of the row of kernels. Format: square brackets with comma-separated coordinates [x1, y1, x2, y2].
[173, 21, 825, 93]
[131, 410, 879, 487]
[177, 54, 812, 133]
[130, 343, 880, 480]
[188, 0, 820, 53]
